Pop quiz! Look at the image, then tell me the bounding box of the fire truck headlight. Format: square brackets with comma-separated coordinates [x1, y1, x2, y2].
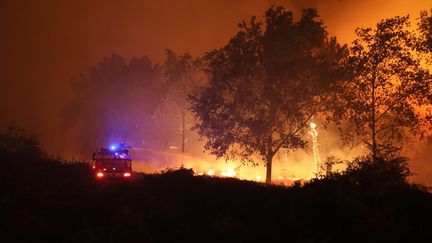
[123, 172, 131, 177]
[97, 172, 104, 178]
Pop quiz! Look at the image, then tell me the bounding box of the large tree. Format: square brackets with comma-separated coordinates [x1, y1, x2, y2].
[62, 54, 166, 154]
[338, 16, 432, 160]
[190, 7, 347, 184]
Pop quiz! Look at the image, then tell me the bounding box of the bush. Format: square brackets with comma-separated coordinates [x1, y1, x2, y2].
[343, 156, 410, 187]
[0, 125, 45, 161]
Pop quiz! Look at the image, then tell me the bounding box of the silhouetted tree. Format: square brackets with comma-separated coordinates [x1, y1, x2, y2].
[62, 54, 166, 154]
[190, 6, 347, 183]
[337, 16, 432, 160]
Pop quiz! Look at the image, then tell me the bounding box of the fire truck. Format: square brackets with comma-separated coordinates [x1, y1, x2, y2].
[92, 144, 132, 179]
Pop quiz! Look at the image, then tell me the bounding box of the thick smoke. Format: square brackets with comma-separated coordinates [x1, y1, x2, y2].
[62, 54, 168, 155]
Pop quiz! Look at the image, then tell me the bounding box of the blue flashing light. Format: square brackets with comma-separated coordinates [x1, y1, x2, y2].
[110, 145, 116, 151]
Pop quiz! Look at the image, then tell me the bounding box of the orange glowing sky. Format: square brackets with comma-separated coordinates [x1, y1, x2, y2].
[0, 0, 430, 156]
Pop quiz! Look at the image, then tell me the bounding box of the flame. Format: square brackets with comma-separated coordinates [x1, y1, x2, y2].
[220, 167, 237, 177]
[131, 149, 308, 186]
[130, 124, 364, 185]
[309, 121, 322, 175]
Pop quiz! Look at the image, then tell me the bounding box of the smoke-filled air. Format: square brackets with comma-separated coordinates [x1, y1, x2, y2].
[51, 3, 432, 185]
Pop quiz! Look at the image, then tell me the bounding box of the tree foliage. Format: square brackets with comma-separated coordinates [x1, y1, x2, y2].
[418, 8, 432, 53]
[62, 54, 166, 154]
[190, 6, 347, 183]
[337, 16, 432, 158]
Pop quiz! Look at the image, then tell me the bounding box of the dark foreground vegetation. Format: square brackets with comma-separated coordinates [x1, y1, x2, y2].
[1, 127, 432, 243]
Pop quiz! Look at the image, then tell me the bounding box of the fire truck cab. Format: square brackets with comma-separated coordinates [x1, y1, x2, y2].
[93, 145, 132, 179]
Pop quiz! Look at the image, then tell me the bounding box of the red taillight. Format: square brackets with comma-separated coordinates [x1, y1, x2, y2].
[97, 172, 104, 178]
[123, 172, 131, 177]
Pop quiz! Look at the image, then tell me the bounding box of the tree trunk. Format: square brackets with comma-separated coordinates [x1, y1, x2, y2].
[265, 134, 274, 184]
[265, 154, 273, 184]
[181, 110, 185, 153]
[371, 66, 377, 162]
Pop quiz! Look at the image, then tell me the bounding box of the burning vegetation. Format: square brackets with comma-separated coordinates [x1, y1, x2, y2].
[60, 6, 432, 185]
